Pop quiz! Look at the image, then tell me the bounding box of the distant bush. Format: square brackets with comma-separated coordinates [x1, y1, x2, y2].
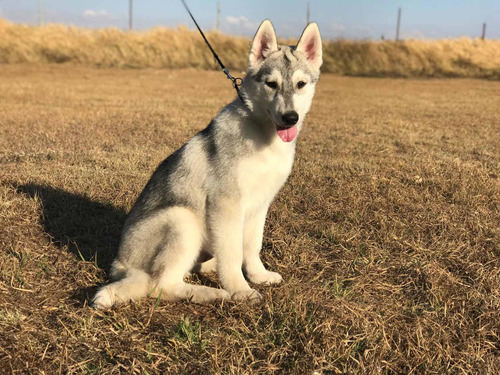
[1, 18, 499, 78]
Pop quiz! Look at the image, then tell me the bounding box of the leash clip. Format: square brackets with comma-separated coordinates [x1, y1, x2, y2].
[223, 68, 243, 90]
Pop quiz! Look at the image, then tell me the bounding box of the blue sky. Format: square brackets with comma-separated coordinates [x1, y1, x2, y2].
[0, 1, 498, 39]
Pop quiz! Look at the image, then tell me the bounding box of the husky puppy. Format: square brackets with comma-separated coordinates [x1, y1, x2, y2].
[93, 20, 322, 308]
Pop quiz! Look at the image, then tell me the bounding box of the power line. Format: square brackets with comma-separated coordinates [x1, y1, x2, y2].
[395, 7, 401, 41]
[217, 2, 220, 31]
[129, 0, 133, 30]
[38, 0, 43, 26]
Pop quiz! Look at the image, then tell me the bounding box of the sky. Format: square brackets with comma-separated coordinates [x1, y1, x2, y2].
[0, 1, 498, 40]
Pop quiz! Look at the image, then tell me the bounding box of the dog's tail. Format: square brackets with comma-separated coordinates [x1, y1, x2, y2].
[92, 268, 151, 309]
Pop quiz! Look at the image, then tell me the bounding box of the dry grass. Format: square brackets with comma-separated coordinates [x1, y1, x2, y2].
[1, 18, 500, 78]
[0, 64, 499, 374]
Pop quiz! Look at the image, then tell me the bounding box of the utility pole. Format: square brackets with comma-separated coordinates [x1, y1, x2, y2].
[306, 2, 310, 25]
[129, 0, 133, 30]
[217, 2, 220, 31]
[481, 23, 486, 40]
[38, 0, 43, 26]
[395, 7, 401, 41]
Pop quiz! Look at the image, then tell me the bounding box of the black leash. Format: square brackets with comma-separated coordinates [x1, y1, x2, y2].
[180, 0, 245, 103]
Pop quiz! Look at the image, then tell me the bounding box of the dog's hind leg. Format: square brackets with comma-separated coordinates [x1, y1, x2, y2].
[93, 268, 152, 309]
[93, 207, 228, 308]
[152, 207, 229, 303]
[191, 256, 217, 274]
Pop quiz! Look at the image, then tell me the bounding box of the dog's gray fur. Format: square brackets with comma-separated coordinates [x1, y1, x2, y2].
[93, 20, 323, 308]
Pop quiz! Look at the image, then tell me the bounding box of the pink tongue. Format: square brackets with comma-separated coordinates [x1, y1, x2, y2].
[277, 126, 297, 142]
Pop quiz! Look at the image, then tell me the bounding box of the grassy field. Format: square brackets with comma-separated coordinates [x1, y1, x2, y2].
[0, 64, 499, 374]
[1, 18, 500, 79]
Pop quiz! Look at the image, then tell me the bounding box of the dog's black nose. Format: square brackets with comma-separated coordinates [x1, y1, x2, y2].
[282, 111, 299, 126]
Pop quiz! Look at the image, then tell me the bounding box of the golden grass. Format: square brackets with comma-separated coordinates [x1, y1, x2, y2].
[0, 64, 499, 374]
[1, 18, 500, 78]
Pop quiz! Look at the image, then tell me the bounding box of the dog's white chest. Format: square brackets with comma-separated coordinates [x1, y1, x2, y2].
[238, 142, 295, 212]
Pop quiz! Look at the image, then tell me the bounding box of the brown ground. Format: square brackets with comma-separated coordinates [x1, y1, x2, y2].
[0, 65, 499, 374]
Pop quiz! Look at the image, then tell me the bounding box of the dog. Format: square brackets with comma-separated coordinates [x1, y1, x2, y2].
[93, 20, 322, 308]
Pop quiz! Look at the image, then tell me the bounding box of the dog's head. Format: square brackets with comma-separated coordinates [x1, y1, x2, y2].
[244, 20, 322, 143]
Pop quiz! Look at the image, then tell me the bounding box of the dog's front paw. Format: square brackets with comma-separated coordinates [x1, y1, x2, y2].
[231, 289, 263, 303]
[247, 271, 283, 285]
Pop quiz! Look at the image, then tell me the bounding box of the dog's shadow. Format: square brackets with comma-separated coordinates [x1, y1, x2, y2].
[15, 183, 126, 274]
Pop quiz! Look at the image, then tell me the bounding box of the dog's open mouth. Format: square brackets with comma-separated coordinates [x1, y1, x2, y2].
[276, 125, 297, 143]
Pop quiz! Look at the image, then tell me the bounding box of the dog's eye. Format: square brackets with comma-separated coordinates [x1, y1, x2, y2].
[297, 81, 307, 89]
[265, 81, 278, 89]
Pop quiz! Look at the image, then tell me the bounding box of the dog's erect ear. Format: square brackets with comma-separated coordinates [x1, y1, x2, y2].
[296, 23, 323, 70]
[249, 20, 278, 68]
